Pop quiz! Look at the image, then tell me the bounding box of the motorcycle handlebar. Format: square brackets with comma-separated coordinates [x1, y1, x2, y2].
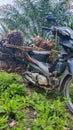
[0, 40, 5, 45]
[0, 40, 3, 44]
[42, 26, 52, 31]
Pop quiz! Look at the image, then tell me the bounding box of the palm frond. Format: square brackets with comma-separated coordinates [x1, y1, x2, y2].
[0, 0, 72, 42]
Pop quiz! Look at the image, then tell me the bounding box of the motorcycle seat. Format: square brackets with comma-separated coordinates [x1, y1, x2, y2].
[28, 51, 50, 56]
[32, 51, 49, 55]
[28, 51, 50, 62]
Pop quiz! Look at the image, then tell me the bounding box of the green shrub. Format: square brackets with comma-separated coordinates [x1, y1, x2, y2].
[0, 72, 72, 129]
[0, 116, 8, 130]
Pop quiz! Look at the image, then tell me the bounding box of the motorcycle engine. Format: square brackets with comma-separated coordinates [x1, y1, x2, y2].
[37, 74, 48, 86]
[24, 71, 49, 86]
[24, 71, 59, 89]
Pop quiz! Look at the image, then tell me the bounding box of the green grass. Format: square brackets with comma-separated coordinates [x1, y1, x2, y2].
[0, 72, 72, 130]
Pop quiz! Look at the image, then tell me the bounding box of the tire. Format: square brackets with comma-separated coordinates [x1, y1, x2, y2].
[63, 76, 73, 113]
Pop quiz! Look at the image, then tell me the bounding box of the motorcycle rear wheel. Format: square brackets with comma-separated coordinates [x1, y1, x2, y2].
[63, 77, 73, 113]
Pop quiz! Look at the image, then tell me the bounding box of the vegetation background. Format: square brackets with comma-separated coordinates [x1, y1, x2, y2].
[0, 0, 72, 42]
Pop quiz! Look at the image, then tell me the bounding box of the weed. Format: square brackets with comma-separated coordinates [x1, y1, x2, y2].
[0, 116, 8, 130]
[0, 72, 72, 129]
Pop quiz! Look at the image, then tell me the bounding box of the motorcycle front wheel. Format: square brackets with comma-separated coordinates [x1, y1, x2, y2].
[63, 76, 73, 113]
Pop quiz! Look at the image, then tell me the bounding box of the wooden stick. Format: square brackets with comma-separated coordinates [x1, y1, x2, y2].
[3, 43, 46, 51]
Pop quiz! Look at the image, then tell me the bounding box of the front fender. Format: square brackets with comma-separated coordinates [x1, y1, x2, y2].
[68, 59, 73, 74]
[59, 69, 70, 92]
[59, 59, 73, 92]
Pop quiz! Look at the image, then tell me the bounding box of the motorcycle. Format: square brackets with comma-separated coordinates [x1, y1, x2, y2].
[23, 16, 73, 113]
[0, 15, 73, 113]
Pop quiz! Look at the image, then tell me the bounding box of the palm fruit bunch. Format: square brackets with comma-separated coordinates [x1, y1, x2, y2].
[7, 30, 23, 46]
[34, 36, 53, 50]
[7, 30, 25, 57]
[0, 30, 26, 74]
[6, 30, 26, 74]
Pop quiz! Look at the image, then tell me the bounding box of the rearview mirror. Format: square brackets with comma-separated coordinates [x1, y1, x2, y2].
[46, 13, 56, 22]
